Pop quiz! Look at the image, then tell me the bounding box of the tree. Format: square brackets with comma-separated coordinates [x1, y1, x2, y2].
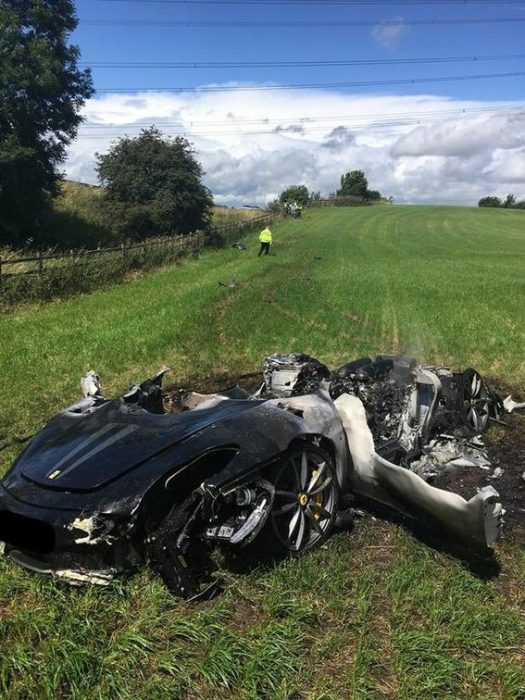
[96, 128, 213, 239]
[338, 170, 369, 198]
[0, 1, 93, 245]
[278, 184, 311, 207]
[503, 193, 517, 209]
[478, 196, 502, 208]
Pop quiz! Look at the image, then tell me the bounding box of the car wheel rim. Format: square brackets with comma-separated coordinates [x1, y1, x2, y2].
[271, 448, 337, 552]
[463, 371, 490, 433]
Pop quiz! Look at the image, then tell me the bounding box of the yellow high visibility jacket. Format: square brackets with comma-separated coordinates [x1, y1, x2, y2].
[259, 227, 272, 243]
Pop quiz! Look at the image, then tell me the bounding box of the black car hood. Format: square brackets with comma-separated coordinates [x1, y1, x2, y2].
[14, 398, 264, 492]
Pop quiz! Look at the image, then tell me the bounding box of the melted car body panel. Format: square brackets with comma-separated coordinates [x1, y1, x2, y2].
[12, 399, 266, 492]
[334, 394, 502, 548]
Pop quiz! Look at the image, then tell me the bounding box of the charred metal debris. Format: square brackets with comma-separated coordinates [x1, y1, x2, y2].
[0, 354, 522, 600]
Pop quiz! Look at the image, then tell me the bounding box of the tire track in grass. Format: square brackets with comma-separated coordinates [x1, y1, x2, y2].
[216, 285, 244, 348]
[210, 251, 332, 357]
[316, 209, 388, 359]
[383, 286, 402, 355]
[378, 290, 401, 355]
[270, 297, 329, 336]
[339, 310, 378, 353]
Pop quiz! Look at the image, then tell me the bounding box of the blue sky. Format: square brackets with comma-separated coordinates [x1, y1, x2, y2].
[68, 1, 525, 204]
[74, 0, 525, 98]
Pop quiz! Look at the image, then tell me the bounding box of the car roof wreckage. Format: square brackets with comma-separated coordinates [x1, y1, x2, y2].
[0, 354, 522, 600]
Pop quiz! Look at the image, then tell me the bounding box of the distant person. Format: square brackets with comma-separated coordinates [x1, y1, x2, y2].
[258, 226, 272, 256]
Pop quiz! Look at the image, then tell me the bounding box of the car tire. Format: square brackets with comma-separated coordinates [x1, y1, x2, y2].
[458, 368, 491, 434]
[267, 444, 340, 555]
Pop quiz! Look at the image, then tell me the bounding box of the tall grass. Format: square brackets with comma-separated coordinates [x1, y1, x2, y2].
[38, 180, 119, 249]
[0, 235, 203, 309]
[212, 206, 263, 228]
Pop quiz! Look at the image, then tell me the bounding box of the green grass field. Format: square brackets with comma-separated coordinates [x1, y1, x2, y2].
[1, 206, 524, 699]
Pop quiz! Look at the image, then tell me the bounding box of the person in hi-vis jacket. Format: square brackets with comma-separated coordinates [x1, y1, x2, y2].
[258, 226, 272, 256]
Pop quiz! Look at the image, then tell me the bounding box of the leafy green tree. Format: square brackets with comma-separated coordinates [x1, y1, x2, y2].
[503, 193, 517, 208]
[478, 196, 502, 208]
[278, 184, 311, 207]
[338, 170, 369, 198]
[0, 0, 93, 245]
[336, 170, 382, 201]
[96, 128, 213, 239]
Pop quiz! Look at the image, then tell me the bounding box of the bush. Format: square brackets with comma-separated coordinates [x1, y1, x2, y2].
[279, 185, 311, 207]
[96, 128, 213, 240]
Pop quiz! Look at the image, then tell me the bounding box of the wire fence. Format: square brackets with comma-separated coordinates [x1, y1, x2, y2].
[0, 234, 199, 279]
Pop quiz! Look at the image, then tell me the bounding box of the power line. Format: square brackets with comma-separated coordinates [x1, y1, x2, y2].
[81, 17, 525, 28]
[75, 107, 523, 140]
[92, 70, 525, 93]
[81, 53, 525, 69]
[91, 0, 525, 6]
[81, 105, 523, 130]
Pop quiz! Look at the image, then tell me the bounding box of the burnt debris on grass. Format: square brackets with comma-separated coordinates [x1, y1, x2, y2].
[432, 410, 525, 543]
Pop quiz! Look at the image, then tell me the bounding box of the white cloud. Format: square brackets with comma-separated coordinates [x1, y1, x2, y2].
[371, 18, 409, 49]
[322, 126, 356, 151]
[202, 147, 319, 200]
[485, 148, 525, 184]
[66, 88, 525, 206]
[390, 112, 525, 157]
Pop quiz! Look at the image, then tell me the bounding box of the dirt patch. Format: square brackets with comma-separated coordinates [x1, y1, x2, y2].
[431, 410, 525, 544]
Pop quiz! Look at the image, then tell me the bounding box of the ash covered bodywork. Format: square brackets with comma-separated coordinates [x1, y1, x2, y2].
[0, 355, 514, 599]
[329, 356, 506, 478]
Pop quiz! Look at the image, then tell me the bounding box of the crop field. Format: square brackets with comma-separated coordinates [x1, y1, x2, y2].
[0, 205, 524, 699]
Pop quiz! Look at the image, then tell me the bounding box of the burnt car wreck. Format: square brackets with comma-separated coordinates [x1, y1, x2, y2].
[0, 354, 515, 599]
